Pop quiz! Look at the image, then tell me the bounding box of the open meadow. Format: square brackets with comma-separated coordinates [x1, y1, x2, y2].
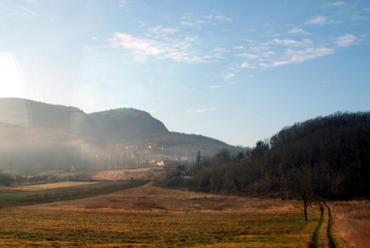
[1, 181, 98, 192]
[330, 201, 370, 248]
[0, 183, 322, 247]
[92, 167, 164, 181]
[0, 180, 146, 208]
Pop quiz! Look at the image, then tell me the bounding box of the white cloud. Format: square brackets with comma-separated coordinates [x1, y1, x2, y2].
[110, 32, 205, 64]
[332, 1, 345, 7]
[240, 62, 251, 69]
[203, 47, 228, 61]
[179, 20, 194, 27]
[237, 52, 258, 60]
[234, 45, 244, 50]
[204, 14, 232, 22]
[0, 2, 39, 17]
[150, 25, 178, 36]
[180, 13, 232, 27]
[186, 107, 217, 113]
[261, 51, 276, 58]
[233, 36, 338, 71]
[306, 16, 327, 25]
[272, 47, 335, 67]
[208, 84, 223, 89]
[335, 34, 356, 47]
[119, 0, 129, 8]
[112, 32, 163, 55]
[110, 14, 232, 64]
[272, 38, 312, 47]
[223, 73, 235, 80]
[166, 50, 204, 63]
[288, 27, 311, 35]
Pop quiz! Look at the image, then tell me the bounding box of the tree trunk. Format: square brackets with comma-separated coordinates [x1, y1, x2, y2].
[304, 198, 308, 220]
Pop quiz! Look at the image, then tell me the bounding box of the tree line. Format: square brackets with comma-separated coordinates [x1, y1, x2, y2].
[165, 112, 370, 219]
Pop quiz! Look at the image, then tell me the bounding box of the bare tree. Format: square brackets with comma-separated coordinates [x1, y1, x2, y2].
[288, 165, 314, 220]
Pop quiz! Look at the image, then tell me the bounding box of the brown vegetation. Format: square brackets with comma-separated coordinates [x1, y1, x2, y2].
[93, 168, 164, 181]
[4, 181, 98, 192]
[330, 201, 370, 248]
[0, 184, 320, 247]
[34, 183, 301, 213]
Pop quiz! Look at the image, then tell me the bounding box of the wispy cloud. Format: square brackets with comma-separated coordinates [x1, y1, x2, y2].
[208, 84, 224, 89]
[109, 7, 359, 77]
[306, 16, 327, 25]
[335, 34, 356, 47]
[186, 107, 217, 113]
[234, 34, 338, 70]
[240, 62, 251, 69]
[119, 0, 129, 8]
[272, 47, 335, 67]
[202, 47, 228, 62]
[288, 27, 311, 35]
[149, 25, 178, 37]
[109, 11, 233, 64]
[332, 1, 346, 7]
[223, 72, 235, 80]
[237, 52, 258, 60]
[272, 38, 313, 47]
[111, 32, 162, 55]
[204, 14, 232, 22]
[0, 1, 39, 17]
[110, 32, 205, 64]
[180, 13, 232, 27]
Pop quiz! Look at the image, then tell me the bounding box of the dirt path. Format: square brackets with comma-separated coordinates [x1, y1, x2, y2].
[309, 202, 337, 248]
[319, 204, 329, 248]
[324, 202, 338, 248]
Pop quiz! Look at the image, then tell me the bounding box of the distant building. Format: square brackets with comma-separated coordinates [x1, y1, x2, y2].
[156, 160, 165, 167]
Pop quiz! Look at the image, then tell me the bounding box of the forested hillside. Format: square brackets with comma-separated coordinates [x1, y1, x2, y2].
[181, 112, 370, 200]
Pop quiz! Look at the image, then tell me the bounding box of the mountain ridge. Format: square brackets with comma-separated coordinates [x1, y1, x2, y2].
[0, 98, 241, 172]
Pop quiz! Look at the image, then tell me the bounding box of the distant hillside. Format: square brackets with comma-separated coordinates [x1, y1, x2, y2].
[0, 98, 86, 131]
[0, 98, 241, 173]
[82, 108, 169, 144]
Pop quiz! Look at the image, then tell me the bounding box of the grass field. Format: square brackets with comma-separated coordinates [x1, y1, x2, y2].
[0, 180, 146, 208]
[0, 184, 320, 247]
[2, 181, 98, 192]
[330, 200, 370, 248]
[93, 167, 164, 181]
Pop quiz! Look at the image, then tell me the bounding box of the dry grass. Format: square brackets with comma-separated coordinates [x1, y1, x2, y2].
[93, 168, 164, 181]
[0, 184, 319, 247]
[7, 181, 98, 192]
[35, 183, 300, 213]
[330, 200, 370, 248]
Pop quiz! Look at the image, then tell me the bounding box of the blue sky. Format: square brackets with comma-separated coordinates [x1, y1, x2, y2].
[0, 0, 370, 146]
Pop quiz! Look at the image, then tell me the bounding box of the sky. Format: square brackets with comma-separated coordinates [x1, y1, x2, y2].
[0, 0, 370, 146]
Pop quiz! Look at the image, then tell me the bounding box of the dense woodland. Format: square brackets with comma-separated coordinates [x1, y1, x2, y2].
[166, 112, 370, 205]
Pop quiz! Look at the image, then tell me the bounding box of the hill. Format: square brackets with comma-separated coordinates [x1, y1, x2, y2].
[0, 98, 86, 131]
[83, 108, 168, 144]
[188, 112, 370, 200]
[0, 98, 241, 173]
